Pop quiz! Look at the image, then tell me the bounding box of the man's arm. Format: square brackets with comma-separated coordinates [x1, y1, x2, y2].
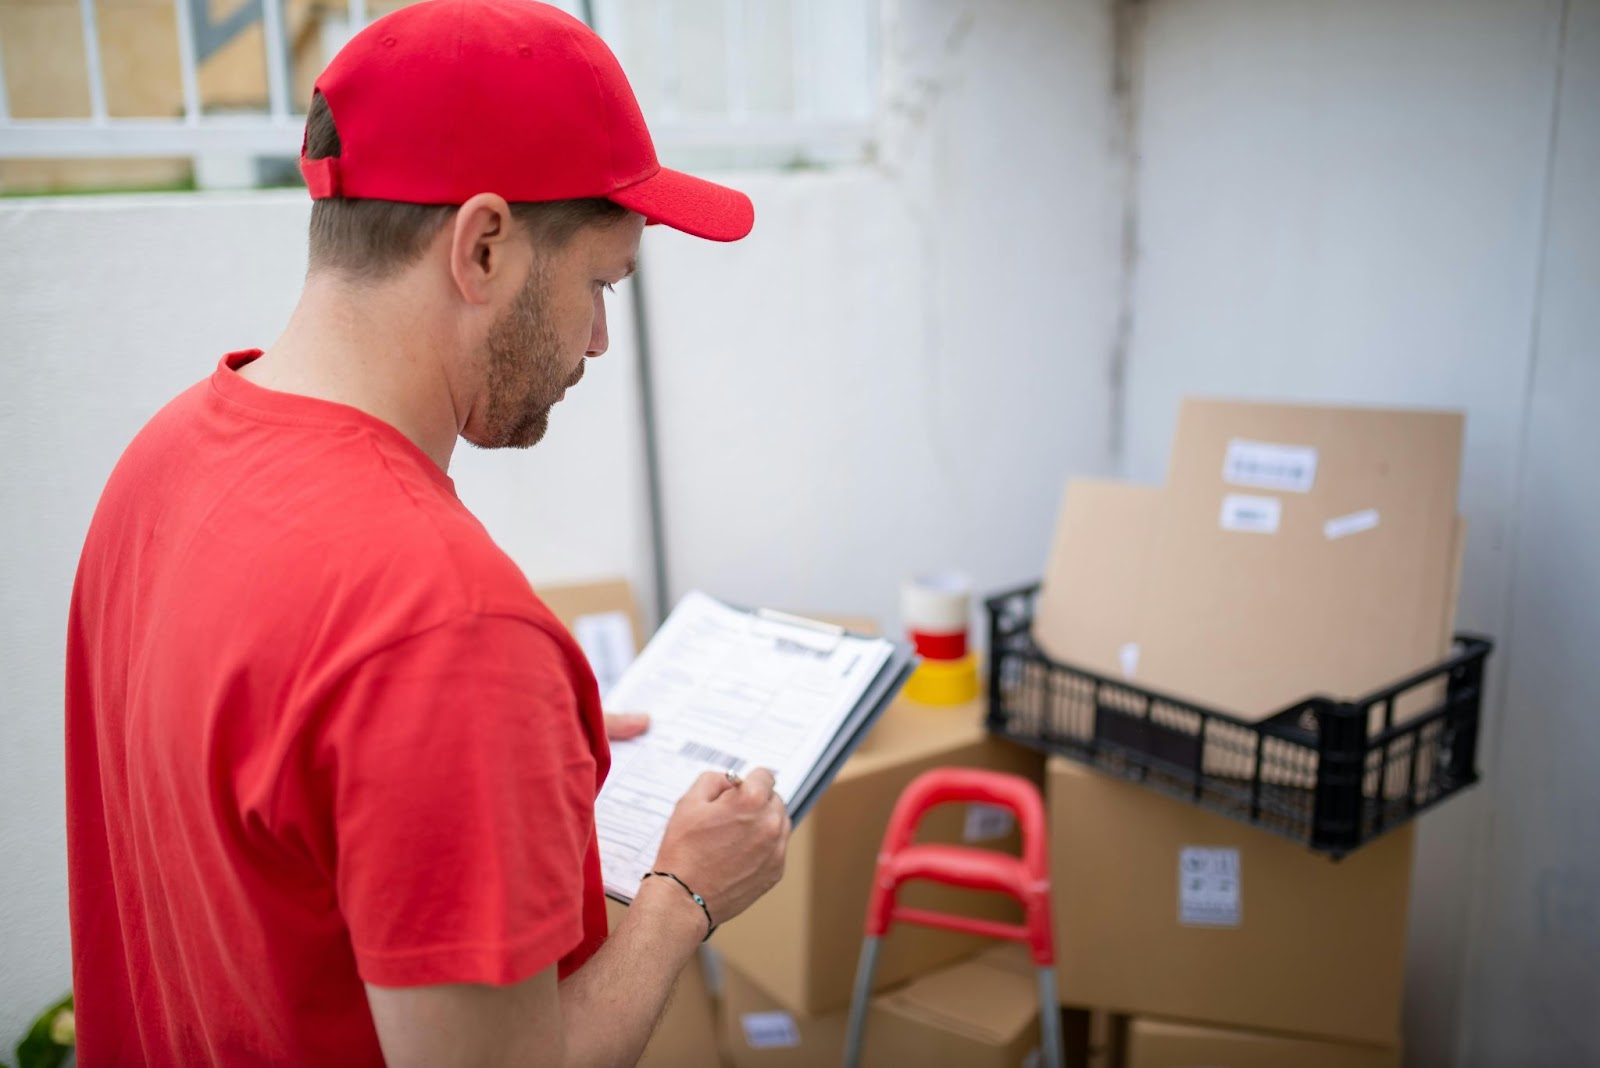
[366, 769, 789, 1067]
[365, 877, 700, 1068]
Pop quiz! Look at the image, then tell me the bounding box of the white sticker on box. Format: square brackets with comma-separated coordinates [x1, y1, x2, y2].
[1118, 642, 1141, 681]
[1219, 494, 1282, 534]
[1223, 439, 1319, 493]
[1179, 846, 1242, 927]
[964, 803, 1016, 842]
[572, 611, 636, 700]
[1324, 508, 1381, 541]
[741, 1011, 802, 1049]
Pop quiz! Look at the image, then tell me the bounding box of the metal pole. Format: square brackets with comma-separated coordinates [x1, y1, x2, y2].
[576, 0, 673, 628]
[841, 936, 883, 1068]
[724, 0, 747, 120]
[1036, 966, 1065, 1068]
[349, 0, 368, 31]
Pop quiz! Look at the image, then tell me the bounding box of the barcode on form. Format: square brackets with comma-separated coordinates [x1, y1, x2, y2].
[679, 741, 747, 773]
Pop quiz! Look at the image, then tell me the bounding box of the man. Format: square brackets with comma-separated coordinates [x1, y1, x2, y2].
[65, 1, 789, 1063]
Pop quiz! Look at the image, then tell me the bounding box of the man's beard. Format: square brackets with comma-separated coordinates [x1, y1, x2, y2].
[468, 261, 582, 450]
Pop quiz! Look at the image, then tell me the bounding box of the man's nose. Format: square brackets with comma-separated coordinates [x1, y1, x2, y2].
[587, 293, 609, 357]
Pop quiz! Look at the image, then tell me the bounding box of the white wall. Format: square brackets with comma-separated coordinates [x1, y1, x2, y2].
[1118, 0, 1598, 1063]
[1457, 2, 1600, 1063]
[646, 0, 1120, 630]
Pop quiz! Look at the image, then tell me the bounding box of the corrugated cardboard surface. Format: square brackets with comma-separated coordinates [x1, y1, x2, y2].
[1136, 401, 1461, 721]
[1035, 479, 1161, 677]
[1047, 758, 1413, 1047]
[867, 945, 1043, 1068]
[534, 577, 647, 652]
[721, 951, 1087, 1068]
[719, 961, 852, 1068]
[1126, 1017, 1400, 1068]
[604, 899, 722, 1068]
[714, 697, 1044, 1016]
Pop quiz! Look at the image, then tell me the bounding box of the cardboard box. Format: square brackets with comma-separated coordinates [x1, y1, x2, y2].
[1125, 1018, 1400, 1068]
[1035, 479, 1161, 678]
[1136, 400, 1463, 723]
[605, 899, 722, 1068]
[1047, 757, 1413, 1047]
[719, 961, 852, 1068]
[720, 948, 1090, 1068]
[714, 696, 1044, 1016]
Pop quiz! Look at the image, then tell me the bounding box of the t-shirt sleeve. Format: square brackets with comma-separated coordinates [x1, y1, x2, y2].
[318, 613, 596, 988]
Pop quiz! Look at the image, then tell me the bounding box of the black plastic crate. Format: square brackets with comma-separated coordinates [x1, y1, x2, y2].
[984, 583, 1492, 858]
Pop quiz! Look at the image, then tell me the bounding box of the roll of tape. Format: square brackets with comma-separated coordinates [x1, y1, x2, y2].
[910, 629, 968, 661]
[902, 572, 971, 634]
[903, 653, 980, 706]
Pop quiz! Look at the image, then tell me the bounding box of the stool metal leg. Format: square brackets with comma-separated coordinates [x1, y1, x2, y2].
[841, 936, 883, 1068]
[1035, 965, 1064, 1068]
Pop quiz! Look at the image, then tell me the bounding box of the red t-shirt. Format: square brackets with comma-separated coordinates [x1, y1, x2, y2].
[66, 351, 611, 1065]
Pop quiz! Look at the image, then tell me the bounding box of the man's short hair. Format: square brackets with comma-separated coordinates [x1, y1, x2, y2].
[304, 92, 631, 281]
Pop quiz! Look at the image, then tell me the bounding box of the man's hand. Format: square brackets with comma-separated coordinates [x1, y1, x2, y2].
[652, 768, 790, 930]
[603, 712, 649, 741]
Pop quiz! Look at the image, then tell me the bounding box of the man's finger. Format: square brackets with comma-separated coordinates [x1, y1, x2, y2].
[739, 767, 777, 804]
[603, 712, 650, 741]
[684, 769, 738, 803]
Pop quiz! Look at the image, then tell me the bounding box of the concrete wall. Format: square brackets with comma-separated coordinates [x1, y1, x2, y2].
[1118, 0, 1598, 1063]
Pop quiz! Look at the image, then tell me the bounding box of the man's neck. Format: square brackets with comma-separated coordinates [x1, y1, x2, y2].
[243, 275, 464, 471]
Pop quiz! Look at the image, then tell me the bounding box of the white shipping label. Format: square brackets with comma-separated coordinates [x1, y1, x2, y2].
[741, 1012, 802, 1049]
[572, 611, 637, 700]
[1179, 846, 1242, 927]
[1324, 508, 1381, 541]
[1223, 439, 1319, 493]
[1219, 494, 1282, 535]
[964, 803, 1016, 842]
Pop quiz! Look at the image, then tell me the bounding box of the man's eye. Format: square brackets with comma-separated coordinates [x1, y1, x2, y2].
[599, 281, 616, 294]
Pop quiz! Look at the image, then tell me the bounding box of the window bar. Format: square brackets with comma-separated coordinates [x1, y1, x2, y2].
[261, 0, 292, 121]
[790, 0, 816, 120]
[655, 0, 679, 121]
[173, 0, 202, 123]
[724, 0, 747, 120]
[0, 36, 11, 121]
[79, 0, 109, 123]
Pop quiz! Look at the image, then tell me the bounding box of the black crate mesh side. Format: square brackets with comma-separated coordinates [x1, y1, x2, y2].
[984, 585, 1489, 857]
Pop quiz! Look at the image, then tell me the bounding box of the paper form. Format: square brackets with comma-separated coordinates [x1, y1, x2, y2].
[596, 590, 894, 900]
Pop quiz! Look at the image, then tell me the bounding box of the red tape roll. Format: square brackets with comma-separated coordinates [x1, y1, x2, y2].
[910, 629, 967, 661]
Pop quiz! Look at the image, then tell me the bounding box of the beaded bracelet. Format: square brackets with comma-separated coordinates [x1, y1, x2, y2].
[642, 870, 716, 942]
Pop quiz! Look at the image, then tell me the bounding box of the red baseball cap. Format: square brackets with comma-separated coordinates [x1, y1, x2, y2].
[301, 0, 753, 242]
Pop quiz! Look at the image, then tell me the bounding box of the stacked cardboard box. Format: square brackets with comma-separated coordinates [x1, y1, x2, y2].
[1124, 1018, 1400, 1068]
[719, 943, 1091, 1068]
[542, 579, 1053, 1065]
[1029, 400, 1468, 1064]
[712, 693, 1044, 1017]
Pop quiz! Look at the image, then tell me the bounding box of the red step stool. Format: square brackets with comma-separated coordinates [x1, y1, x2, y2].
[841, 767, 1062, 1067]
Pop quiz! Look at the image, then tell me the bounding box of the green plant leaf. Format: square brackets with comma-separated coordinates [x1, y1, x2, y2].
[15, 994, 73, 1068]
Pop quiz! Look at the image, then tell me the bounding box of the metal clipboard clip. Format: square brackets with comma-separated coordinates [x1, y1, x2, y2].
[749, 608, 847, 655]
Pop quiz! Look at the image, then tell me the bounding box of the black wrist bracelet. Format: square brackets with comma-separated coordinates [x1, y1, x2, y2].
[642, 870, 716, 942]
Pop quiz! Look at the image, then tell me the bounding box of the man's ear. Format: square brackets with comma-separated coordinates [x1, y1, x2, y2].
[448, 193, 520, 306]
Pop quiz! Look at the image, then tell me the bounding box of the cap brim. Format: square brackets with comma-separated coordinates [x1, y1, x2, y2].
[608, 167, 754, 242]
